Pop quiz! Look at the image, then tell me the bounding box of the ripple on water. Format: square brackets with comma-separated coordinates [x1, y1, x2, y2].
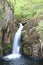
[0, 56, 43, 65]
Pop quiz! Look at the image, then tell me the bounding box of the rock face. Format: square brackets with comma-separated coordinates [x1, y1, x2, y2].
[2, 19, 17, 55]
[21, 16, 43, 58]
[0, 0, 17, 57]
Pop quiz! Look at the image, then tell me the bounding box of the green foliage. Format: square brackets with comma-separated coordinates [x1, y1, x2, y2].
[33, 0, 43, 3]
[8, 0, 43, 21]
[0, 3, 5, 19]
[3, 43, 12, 55]
[36, 21, 43, 38]
[0, 16, 4, 19]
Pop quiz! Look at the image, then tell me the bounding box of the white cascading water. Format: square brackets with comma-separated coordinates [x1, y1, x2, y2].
[2, 23, 23, 60]
[12, 23, 23, 54]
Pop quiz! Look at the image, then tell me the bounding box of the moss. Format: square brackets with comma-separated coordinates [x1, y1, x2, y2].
[0, 16, 4, 19]
[22, 31, 28, 41]
[3, 43, 12, 55]
[36, 20, 43, 38]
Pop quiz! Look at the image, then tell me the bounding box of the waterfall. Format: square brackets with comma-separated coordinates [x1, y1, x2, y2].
[12, 23, 23, 54]
[2, 23, 23, 60]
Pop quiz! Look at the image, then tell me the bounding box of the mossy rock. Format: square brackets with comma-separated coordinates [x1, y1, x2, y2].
[36, 20, 43, 39]
[22, 30, 28, 41]
[3, 43, 12, 55]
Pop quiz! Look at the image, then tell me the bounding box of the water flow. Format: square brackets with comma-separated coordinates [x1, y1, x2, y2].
[12, 23, 23, 54]
[2, 23, 23, 60]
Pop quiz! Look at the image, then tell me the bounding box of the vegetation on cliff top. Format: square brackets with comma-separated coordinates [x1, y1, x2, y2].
[7, 0, 43, 21]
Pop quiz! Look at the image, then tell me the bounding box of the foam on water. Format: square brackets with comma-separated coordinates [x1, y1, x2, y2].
[2, 54, 21, 60]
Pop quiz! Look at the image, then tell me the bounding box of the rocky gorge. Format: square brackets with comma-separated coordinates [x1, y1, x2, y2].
[0, 0, 43, 60]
